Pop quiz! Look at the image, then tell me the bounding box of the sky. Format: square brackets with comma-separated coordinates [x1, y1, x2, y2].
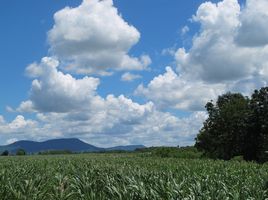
[0, 0, 267, 147]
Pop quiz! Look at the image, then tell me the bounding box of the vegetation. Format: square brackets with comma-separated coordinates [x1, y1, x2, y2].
[0, 153, 267, 199]
[136, 146, 202, 159]
[16, 149, 26, 156]
[196, 92, 249, 160]
[38, 150, 72, 155]
[196, 87, 268, 162]
[1, 150, 9, 156]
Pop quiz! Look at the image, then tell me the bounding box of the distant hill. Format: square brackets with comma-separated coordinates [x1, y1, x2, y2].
[0, 138, 145, 154]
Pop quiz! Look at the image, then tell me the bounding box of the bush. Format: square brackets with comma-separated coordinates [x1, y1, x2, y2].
[1, 150, 9, 156]
[16, 149, 26, 156]
[138, 146, 202, 159]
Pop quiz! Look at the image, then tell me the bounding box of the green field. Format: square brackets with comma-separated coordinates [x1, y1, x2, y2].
[0, 154, 267, 199]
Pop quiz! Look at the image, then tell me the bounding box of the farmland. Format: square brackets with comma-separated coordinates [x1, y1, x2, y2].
[0, 153, 267, 199]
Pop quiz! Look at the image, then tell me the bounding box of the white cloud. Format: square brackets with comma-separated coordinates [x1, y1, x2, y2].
[0, 115, 39, 144]
[176, 0, 268, 83]
[136, 67, 226, 111]
[25, 62, 44, 78]
[48, 0, 150, 75]
[8, 115, 36, 130]
[22, 57, 100, 113]
[11, 55, 208, 147]
[181, 26, 189, 35]
[138, 0, 268, 112]
[2, 109, 206, 147]
[236, 0, 268, 47]
[6, 138, 18, 145]
[121, 72, 142, 82]
[0, 115, 37, 135]
[17, 101, 35, 113]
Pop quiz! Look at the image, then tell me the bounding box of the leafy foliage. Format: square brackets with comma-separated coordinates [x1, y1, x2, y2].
[137, 146, 202, 159]
[1, 150, 9, 156]
[245, 87, 268, 162]
[196, 87, 268, 162]
[16, 149, 26, 156]
[196, 92, 249, 160]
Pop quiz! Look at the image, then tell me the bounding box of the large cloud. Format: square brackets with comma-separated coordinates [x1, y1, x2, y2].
[176, 0, 268, 83]
[13, 54, 209, 146]
[137, 0, 268, 111]
[14, 56, 207, 147]
[235, 0, 268, 47]
[24, 57, 100, 113]
[1, 110, 206, 147]
[48, 0, 150, 75]
[136, 67, 226, 111]
[0, 115, 37, 136]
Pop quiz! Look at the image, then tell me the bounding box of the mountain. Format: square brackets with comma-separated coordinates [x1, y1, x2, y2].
[0, 138, 145, 154]
[0, 138, 102, 154]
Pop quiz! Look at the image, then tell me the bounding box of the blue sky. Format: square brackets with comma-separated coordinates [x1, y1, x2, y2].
[0, 0, 204, 108]
[0, 0, 267, 147]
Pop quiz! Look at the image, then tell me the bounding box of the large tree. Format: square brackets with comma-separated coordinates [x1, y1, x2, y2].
[195, 92, 249, 160]
[244, 87, 268, 162]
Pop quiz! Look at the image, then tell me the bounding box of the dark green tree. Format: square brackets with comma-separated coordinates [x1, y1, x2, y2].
[195, 92, 249, 160]
[1, 150, 9, 156]
[244, 87, 268, 162]
[16, 149, 26, 156]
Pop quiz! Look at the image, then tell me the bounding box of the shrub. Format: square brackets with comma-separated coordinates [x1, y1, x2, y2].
[1, 150, 9, 156]
[16, 149, 26, 156]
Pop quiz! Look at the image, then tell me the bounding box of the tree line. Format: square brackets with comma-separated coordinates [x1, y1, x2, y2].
[1, 149, 26, 156]
[195, 87, 268, 163]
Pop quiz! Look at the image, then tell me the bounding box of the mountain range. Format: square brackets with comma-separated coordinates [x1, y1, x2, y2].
[0, 138, 145, 154]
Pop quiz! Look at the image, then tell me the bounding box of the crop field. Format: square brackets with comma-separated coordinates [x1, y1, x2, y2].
[0, 154, 267, 200]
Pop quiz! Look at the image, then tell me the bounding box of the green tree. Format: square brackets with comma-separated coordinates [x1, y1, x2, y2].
[195, 92, 249, 160]
[1, 150, 9, 156]
[16, 149, 26, 156]
[244, 87, 268, 162]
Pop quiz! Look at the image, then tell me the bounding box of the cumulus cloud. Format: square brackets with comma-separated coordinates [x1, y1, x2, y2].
[25, 62, 44, 78]
[17, 101, 35, 113]
[235, 0, 268, 47]
[176, 0, 268, 83]
[121, 72, 142, 82]
[136, 67, 226, 111]
[0, 115, 37, 134]
[6, 138, 18, 145]
[0, 115, 45, 144]
[22, 57, 100, 113]
[48, 0, 150, 75]
[138, 0, 268, 111]
[3, 109, 206, 147]
[12, 54, 208, 146]
[181, 26, 189, 36]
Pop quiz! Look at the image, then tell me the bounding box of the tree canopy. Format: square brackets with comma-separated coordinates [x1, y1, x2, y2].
[16, 149, 26, 156]
[195, 87, 268, 163]
[1, 150, 9, 156]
